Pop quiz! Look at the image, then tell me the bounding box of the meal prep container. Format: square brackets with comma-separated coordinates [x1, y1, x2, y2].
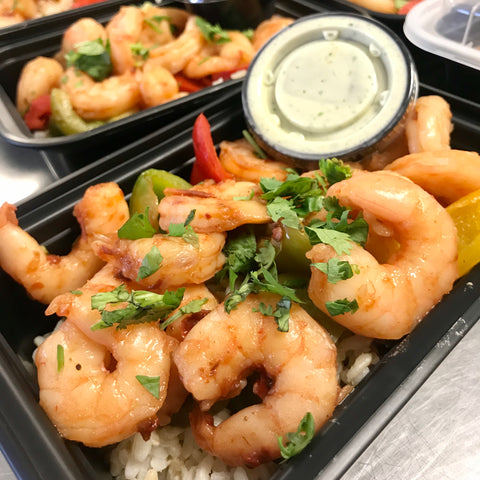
[404, 0, 480, 70]
[1, 79, 479, 480]
[0, 0, 362, 156]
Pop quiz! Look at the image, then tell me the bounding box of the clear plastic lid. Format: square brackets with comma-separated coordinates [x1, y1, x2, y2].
[404, 0, 480, 70]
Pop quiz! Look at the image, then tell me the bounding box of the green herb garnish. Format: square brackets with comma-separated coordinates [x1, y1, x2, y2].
[137, 245, 163, 280]
[118, 208, 157, 240]
[196, 17, 231, 44]
[57, 344, 65, 372]
[278, 412, 315, 460]
[65, 38, 112, 81]
[136, 375, 161, 399]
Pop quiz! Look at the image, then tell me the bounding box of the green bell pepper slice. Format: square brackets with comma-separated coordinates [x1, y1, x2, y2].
[129, 169, 192, 230]
[50, 88, 104, 136]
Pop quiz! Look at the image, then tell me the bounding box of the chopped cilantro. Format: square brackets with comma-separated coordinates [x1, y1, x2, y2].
[325, 298, 359, 316]
[65, 38, 112, 81]
[312, 258, 359, 284]
[278, 412, 315, 460]
[196, 17, 231, 44]
[165, 209, 199, 248]
[242, 129, 267, 159]
[57, 344, 64, 372]
[160, 297, 209, 330]
[318, 158, 352, 186]
[136, 375, 160, 399]
[90, 285, 185, 330]
[118, 208, 157, 240]
[137, 245, 163, 280]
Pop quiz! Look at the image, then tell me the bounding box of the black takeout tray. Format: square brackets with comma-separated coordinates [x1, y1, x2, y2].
[1, 82, 480, 480]
[0, 0, 362, 156]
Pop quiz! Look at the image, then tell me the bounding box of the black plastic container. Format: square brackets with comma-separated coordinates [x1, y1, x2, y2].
[0, 0, 363, 157]
[1, 82, 479, 480]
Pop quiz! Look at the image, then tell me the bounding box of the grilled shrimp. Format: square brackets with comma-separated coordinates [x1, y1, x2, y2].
[251, 15, 294, 50]
[219, 139, 289, 182]
[91, 232, 226, 291]
[60, 67, 140, 120]
[174, 293, 338, 467]
[307, 171, 458, 339]
[405, 95, 453, 153]
[16, 57, 64, 114]
[0, 183, 129, 304]
[149, 15, 205, 74]
[183, 31, 255, 79]
[57, 18, 107, 65]
[35, 319, 174, 447]
[385, 149, 480, 206]
[158, 180, 270, 233]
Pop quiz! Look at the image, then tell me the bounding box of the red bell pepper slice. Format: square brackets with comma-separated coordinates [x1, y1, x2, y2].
[71, 0, 105, 8]
[24, 94, 51, 131]
[175, 74, 206, 93]
[190, 113, 234, 184]
[397, 0, 423, 14]
[210, 66, 249, 83]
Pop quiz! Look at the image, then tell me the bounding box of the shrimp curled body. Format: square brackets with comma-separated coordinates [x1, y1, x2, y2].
[307, 171, 458, 339]
[0, 182, 129, 304]
[173, 293, 338, 467]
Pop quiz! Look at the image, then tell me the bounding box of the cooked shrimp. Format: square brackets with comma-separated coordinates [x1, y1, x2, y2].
[16, 57, 64, 114]
[307, 170, 458, 339]
[2, 0, 37, 20]
[106, 6, 144, 75]
[385, 149, 480, 206]
[35, 319, 174, 447]
[57, 18, 107, 65]
[173, 293, 338, 467]
[183, 31, 254, 79]
[0, 183, 129, 304]
[138, 58, 180, 108]
[219, 139, 289, 182]
[0, 13, 24, 27]
[405, 95, 453, 153]
[60, 67, 140, 120]
[252, 15, 294, 51]
[139, 5, 189, 48]
[149, 15, 205, 74]
[91, 232, 226, 291]
[158, 180, 271, 233]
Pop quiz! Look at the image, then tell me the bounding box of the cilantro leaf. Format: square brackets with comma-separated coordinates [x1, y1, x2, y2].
[160, 297, 209, 330]
[325, 298, 359, 316]
[318, 158, 352, 186]
[166, 209, 199, 247]
[57, 344, 64, 372]
[136, 375, 161, 399]
[196, 17, 231, 44]
[130, 42, 151, 67]
[256, 296, 291, 332]
[91, 285, 185, 330]
[312, 258, 359, 284]
[278, 412, 315, 460]
[137, 245, 163, 280]
[118, 209, 157, 240]
[65, 38, 112, 81]
[304, 225, 355, 255]
[267, 197, 301, 229]
[242, 129, 267, 159]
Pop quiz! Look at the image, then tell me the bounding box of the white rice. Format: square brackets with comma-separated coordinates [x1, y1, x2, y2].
[110, 415, 277, 480]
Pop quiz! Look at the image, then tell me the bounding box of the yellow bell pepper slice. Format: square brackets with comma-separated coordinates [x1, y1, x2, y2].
[446, 188, 480, 276]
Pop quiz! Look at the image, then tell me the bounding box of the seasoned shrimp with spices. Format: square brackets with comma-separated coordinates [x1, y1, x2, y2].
[91, 232, 226, 291]
[138, 58, 181, 108]
[16, 57, 64, 114]
[219, 139, 289, 183]
[251, 15, 294, 50]
[57, 18, 107, 65]
[307, 170, 458, 339]
[405, 95, 453, 153]
[35, 319, 174, 447]
[183, 31, 255, 79]
[0, 182, 129, 304]
[60, 67, 140, 120]
[385, 149, 480, 206]
[158, 180, 271, 233]
[149, 15, 205, 74]
[174, 292, 338, 467]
